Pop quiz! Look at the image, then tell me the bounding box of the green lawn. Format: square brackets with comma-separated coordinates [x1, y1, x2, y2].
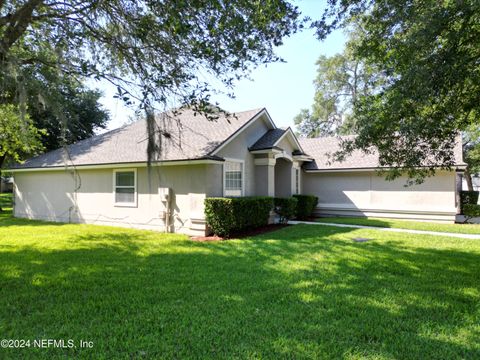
[316, 216, 480, 235]
[0, 192, 12, 210]
[0, 203, 479, 358]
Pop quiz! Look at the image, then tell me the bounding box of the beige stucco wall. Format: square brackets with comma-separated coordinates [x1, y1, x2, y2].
[14, 165, 211, 235]
[204, 164, 223, 197]
[215, 115, 270, 196]
[302, 170, 458, 222]
[274, 158, 292, 197]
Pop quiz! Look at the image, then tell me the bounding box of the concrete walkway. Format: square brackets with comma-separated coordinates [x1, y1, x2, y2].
[288, 220, 480, 240]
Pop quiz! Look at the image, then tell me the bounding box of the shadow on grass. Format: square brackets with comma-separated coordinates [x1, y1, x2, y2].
[0, 225, 479, 358]
[318, 216, 393, 228]
[0, 214, 70, 227]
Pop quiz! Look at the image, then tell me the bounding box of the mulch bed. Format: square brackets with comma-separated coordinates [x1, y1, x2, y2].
[190, 224, 290, 242]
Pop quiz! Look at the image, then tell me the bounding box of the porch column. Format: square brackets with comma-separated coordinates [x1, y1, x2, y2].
[254, 156, 276, 196]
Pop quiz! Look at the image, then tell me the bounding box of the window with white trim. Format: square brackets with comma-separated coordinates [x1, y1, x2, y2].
[224, 161, 243, 197]
[114, 169, 137, 206]
[295, 168, 300, 194]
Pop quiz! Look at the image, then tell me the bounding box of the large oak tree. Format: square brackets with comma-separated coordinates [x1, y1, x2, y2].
[0, 0, 302, 163]
[314, 0, 480, 182]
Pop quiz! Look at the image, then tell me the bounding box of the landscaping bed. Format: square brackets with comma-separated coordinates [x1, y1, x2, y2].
[191, 224, 289, 241]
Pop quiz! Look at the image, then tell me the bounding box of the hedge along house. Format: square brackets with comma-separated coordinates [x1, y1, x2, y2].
[11, 107, 466, 235]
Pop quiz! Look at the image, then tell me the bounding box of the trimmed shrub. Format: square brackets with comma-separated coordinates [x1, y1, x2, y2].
[463, 204, 480, 223]
[205, 197, 274, 237]
[293, 194, 318, 220]
[460, 191, 479, 213]
[274, 197, 298, 224]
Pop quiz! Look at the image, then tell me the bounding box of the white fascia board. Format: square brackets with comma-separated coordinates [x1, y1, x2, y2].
[293, 155, 314, 162]
[9, 159, 224, 173]
[250, 148, 282, 155]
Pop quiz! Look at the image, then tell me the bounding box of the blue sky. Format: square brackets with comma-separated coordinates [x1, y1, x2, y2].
[95, 1, 346, 131]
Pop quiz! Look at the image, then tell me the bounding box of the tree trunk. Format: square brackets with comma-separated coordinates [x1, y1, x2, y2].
[465, 167, 474, 191]
[0, 0, 44, 61]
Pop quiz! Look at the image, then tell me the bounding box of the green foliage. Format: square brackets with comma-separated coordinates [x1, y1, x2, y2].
[0, 104, 43, 210]
[0, 194, 12, 212]
[0, 1, 302, 159]
[465, 143, 480, 176]
[0, 104, 44, 164]
[205, 197, 273, 237]
[460, 191, 479, 214]
[293, 194, 318, 220]
[0, 29, 109, 157]
[314, 0, 480, 183]
[274, 197, 298, 224]
[204, 198, 235, 237]
[26, 79, 110, 152]
[463, 204, 480, 223]
[0, 0, 302, 164]
[463, 125, 480, 189]
[295, 26, 383, 137]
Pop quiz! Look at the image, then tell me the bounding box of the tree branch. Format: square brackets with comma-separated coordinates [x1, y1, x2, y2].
[0, 0, 44, 59]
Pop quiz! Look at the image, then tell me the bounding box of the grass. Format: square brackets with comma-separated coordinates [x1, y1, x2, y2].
[316, 216, 480, 235]
[0, 192, 12, 207]
[0, 201, 479, 358]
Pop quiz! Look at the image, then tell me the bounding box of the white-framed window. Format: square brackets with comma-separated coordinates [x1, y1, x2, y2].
[223, 160, 244, 197]
[295, 168, 300, 194]
[113, 169, 137, 207]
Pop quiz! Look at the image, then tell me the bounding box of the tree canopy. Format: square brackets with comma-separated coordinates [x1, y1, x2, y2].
[313, 0, 480, 182]
[0, 103, 43, 211]
[0, 0, 302, 110]
[463, 125, 480, 190]
[0, 104, 43, 163]
[28, 81, 109, 152]
[2, 51, 110, 151]
[0, 0, 303, 163]
[294, 29, 383, 137]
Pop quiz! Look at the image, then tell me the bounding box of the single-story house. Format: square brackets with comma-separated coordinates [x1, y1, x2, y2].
[10, 107, 466, 235]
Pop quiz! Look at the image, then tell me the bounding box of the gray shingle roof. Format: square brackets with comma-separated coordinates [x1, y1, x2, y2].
[299, 135, 466, 170]
[14, 107, 263, 169]
[249, 128, 286, 151]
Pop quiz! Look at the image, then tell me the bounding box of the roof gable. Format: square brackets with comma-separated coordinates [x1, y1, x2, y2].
[211, 108, 275, 155]
[13, 107, 263, 169]
[249, 127, 305, 155]
[273, 127, 304, 153]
